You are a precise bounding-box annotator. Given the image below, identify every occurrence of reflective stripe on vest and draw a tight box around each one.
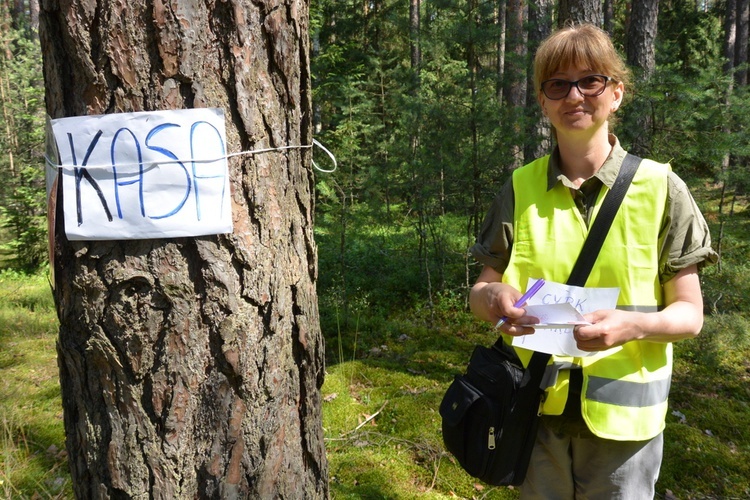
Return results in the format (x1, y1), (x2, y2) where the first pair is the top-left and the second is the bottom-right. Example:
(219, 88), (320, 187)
(587, 375), (671, 407)
(503, 154), (673, 441)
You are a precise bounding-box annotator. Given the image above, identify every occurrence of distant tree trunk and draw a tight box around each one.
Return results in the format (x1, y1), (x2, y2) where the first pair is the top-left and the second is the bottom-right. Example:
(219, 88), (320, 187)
(626, 0), (659, 156)
(495, 0), (506, 103)
(503, 0), (526, 109)
(736, 0), (749, 86)
(39, 1), (328, 498)
(626, 0), (658, 75)
(603, 0), (614, 33)
(29, 0), (39, 32)
(725, 0), (738, 77)
(468, 0), (482, 236)
(558, 0), (603, 27)
(504, 0), (526, 168)
(525, 0), (553, 162)
(410, 0), (421, 75)
(723, 0), (737, 185)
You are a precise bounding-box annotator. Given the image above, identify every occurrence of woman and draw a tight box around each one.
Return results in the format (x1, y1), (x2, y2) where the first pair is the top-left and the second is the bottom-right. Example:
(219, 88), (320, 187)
(469, 24), (717, 498)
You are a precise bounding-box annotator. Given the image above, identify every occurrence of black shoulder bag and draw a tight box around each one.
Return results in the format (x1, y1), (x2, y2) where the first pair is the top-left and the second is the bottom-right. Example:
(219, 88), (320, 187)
(439, 154), (641, 486)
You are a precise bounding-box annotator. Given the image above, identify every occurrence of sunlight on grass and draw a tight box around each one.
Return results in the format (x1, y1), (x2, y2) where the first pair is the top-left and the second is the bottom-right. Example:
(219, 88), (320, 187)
(0, 180), (748, 498)
(0, 271), (71, 499)
(322, 361), (519, 499)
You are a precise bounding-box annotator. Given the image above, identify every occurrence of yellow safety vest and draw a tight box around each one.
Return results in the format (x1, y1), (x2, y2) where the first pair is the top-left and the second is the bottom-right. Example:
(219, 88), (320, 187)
(503, 155), (672, 441)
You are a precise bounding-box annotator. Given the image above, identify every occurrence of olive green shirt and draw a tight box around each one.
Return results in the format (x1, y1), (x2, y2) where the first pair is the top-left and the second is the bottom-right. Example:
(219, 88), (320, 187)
(470, 137), (718, 283)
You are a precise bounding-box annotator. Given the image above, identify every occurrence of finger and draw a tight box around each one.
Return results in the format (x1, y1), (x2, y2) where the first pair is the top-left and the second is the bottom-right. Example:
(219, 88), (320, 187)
(504, 324), (536, 337)
(573, 324), (595, 341)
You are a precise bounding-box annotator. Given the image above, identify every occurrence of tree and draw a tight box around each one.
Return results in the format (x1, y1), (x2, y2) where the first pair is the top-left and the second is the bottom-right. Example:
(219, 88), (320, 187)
(558, 0), (603, 26)
(627, 0), (659, 76)
(39, 1), (328, 497)
(524, 0), (553, 161)
(625, 0), (659, 156)
(736, 0), (750, 85)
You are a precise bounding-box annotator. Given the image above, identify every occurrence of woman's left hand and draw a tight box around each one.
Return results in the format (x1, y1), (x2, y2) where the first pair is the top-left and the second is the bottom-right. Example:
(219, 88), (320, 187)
(573, 309), (643, 351)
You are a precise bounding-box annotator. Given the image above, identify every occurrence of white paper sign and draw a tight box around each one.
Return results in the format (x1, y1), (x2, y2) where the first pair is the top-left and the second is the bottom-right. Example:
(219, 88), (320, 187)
(512, 278), (620, 357)
(47, 108), (232, 240)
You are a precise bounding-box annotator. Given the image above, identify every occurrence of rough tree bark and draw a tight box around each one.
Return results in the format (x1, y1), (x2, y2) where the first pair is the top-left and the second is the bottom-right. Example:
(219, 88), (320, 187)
(626, 0), (659, 157)
(626, 0), (658, 76)
(39, 0), (328, 498)
(558, 0), (603, 27)
(524, 0), (553, 162)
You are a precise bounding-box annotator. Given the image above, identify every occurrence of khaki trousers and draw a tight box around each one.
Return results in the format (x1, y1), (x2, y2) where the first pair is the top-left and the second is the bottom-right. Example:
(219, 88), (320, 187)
(520, 414), (663, 500)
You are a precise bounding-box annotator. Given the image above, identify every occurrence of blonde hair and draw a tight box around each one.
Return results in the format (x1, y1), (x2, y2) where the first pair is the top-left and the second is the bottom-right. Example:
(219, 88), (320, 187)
(533, 23), (631, 96)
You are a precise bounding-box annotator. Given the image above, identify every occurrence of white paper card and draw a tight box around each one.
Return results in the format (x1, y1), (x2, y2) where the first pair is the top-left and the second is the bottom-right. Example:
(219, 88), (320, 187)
(511, 278), (620, 357)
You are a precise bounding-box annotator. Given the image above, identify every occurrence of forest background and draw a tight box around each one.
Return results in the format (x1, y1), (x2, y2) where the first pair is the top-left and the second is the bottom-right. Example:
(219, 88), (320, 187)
(1, 0), (750, 498)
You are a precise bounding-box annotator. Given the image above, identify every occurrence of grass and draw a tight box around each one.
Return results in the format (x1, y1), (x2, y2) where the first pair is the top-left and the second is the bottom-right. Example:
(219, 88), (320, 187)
(1, 184), (749, 498)
(0, 271), (71, 499)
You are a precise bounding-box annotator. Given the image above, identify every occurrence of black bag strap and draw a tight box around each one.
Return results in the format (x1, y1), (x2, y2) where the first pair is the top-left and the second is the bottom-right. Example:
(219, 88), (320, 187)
(566, 153), (642, 287)
(498, 153), (642, 380)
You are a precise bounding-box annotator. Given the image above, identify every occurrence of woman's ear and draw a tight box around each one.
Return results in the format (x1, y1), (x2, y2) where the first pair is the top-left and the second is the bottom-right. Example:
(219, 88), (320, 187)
(611, 81), (625, 112)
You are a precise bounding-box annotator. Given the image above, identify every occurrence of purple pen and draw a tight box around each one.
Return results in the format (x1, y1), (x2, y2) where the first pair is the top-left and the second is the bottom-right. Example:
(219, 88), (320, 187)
(495, 278), (546, 328)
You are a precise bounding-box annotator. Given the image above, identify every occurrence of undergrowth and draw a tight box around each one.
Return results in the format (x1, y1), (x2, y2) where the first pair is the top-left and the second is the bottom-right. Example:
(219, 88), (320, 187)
(1, 184), (748, 498)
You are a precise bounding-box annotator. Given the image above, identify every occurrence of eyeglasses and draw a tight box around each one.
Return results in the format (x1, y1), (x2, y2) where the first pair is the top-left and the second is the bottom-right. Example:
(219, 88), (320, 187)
(540, 75), (612, 100)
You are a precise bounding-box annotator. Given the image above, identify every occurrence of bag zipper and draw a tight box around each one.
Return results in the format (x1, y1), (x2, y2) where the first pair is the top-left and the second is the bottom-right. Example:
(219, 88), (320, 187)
(488, 426), (496, 449)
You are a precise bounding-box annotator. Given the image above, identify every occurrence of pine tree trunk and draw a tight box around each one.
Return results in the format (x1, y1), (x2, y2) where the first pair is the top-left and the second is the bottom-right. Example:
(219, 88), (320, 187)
(39, 0), (328, 498)
(736, 0), (749, 86)
(626, 0), (658, 75)
(524, 0), (553, 162)
(503, 0), (526, 169)
(558, 0), (603, 27)
(626, 0), (659, 156)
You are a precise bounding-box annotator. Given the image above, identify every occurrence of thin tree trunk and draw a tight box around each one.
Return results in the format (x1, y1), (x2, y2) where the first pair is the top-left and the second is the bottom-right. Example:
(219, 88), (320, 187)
(504, 0), (526, 168)
(39, 1), (327, 497)
(603, 0), (615, 33)
(736, 0), (749, 86)
(495, 0), (506, 103)
(725, 0), (737, 76)
(525, 0), (553, 162)
(410, 0), (421, 75)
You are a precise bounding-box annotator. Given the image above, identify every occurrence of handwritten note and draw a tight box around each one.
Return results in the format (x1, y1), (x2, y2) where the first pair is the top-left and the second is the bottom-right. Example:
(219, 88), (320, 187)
(521, 303), (590, 329)
(46, 108), (232, 241)
(511, 278), (619, 357)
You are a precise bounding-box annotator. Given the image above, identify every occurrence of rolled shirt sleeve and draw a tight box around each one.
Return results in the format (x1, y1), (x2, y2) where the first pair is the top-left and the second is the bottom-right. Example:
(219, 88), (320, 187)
(469, 179), (515, 274)
(659, 171), (718, 282)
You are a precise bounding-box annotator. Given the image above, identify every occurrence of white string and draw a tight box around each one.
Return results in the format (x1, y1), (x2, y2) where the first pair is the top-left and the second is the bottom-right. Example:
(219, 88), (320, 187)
(45, 140), (337, 174)
(311, 139), (337, 173)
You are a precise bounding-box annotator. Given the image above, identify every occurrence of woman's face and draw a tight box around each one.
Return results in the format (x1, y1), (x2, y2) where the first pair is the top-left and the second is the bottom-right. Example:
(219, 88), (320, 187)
(538, 66), (624, 142)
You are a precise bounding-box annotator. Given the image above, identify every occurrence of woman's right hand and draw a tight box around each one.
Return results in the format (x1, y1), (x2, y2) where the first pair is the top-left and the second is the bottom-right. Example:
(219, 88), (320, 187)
(469, 266), (538, 336)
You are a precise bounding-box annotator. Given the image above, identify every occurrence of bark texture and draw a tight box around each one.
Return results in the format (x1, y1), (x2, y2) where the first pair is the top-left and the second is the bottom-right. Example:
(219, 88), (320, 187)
(39, 0), (328, 498)
(626, 0), (659, 76)
(558, 0), (603, 27)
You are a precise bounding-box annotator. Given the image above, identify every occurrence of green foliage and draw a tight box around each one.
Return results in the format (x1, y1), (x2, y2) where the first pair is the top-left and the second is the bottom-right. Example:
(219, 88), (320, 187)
(0, 165), (48, 272)
(658, 0), (724, 76)
(619, 68), (741, 177)
(315, 203), (475, 363)
(0, 26), (47, 273)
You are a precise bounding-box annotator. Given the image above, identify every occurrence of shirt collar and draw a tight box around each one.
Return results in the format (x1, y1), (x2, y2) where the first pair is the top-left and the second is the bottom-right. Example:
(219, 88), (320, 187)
(546, 135), (626, 191)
